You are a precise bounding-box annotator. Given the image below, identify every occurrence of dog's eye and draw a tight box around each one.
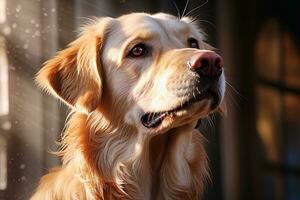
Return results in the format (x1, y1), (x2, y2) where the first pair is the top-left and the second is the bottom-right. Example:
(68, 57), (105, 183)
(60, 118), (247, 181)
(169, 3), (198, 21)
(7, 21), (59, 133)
(128, 43), (149, 58)
(188, 38), (199, 49)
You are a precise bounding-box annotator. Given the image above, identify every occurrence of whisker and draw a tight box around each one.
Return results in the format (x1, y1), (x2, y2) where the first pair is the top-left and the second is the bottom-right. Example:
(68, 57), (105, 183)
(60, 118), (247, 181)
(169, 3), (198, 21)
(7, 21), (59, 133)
(184, 0), (209, 18)
(192, 90), (197, 101)
(211, 113), (216, 123)
(191, 18), (216, 29)
(208, 115), (216, 129)
(198, 19), (216, 29)
(227, 89), (241, 110)
(196, 87), (201, 95)
(225, 81), (246, 101)
(207, 116), (213, 129)
(182, 0), (191, 19)
(172, 1), (181, 20)
(201, 116), (214, 130)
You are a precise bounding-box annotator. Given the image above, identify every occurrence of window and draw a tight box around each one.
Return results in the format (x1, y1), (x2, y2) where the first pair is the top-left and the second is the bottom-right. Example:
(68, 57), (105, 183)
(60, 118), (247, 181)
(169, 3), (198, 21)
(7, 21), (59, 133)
(0, 37), (9, 116)
(0, 0), (8, 191)
(255, 19), (300, 200)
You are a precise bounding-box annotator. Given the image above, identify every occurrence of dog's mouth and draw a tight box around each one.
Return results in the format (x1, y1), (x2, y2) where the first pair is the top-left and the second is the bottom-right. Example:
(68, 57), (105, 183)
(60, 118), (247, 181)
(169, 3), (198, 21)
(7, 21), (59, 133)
(141, 88), (220, 128)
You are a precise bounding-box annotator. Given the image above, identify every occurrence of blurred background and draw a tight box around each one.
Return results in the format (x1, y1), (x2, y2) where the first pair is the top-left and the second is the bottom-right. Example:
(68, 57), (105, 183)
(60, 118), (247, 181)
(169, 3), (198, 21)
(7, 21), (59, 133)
(0, 0), (299, 199)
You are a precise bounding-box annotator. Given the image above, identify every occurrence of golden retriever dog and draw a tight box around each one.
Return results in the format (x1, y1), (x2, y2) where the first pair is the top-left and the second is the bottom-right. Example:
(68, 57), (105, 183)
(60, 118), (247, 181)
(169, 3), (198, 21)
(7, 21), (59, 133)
(31, 12), (225, 200)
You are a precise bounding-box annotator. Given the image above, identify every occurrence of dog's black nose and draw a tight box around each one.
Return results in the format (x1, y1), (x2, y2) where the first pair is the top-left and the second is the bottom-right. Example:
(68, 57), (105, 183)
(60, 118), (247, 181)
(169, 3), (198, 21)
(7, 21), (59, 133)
(188, 51), (223, 79)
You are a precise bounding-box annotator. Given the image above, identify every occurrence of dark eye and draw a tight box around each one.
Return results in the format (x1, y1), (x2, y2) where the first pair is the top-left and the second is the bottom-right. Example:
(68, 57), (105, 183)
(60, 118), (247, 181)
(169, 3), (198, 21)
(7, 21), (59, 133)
(188, 38), (199, 49)
(128, 43), (149, 58)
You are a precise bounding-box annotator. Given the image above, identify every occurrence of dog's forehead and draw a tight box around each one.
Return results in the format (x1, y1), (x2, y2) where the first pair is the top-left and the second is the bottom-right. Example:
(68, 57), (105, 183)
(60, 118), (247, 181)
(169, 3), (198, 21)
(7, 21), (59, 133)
(101, 13), (205, 65)
(152, 13), (191, 34)
(114, 13), (192, 39)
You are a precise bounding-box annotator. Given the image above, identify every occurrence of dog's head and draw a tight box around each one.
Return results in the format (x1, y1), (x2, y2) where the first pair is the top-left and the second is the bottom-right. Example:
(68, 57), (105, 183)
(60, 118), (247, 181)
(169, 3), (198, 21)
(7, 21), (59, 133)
(36, 13), (225, 134)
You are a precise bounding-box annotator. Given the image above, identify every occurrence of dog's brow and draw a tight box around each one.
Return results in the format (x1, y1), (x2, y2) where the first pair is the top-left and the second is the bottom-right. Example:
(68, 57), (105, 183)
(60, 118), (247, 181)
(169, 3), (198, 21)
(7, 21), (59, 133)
(123, 31), (159, 50)
(128, 30), (159, 41)
(114, 31), (158, 63)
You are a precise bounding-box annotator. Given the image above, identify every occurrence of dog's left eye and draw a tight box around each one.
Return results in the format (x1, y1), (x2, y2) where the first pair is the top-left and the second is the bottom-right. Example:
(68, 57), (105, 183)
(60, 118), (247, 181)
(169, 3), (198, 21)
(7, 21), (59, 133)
(188, 38), (199, 49)
(128, 43), (149, 58)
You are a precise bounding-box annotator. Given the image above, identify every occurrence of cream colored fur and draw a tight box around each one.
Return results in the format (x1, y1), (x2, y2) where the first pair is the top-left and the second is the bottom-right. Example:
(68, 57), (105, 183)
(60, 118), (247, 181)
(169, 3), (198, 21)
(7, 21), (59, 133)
(31, 13), (225, 200)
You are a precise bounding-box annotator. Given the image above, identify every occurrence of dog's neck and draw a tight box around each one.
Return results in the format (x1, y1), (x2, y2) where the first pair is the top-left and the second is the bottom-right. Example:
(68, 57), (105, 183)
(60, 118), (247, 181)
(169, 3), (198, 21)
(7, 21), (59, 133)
(62, 112), (208, 200)
(149, 132), (170, 186)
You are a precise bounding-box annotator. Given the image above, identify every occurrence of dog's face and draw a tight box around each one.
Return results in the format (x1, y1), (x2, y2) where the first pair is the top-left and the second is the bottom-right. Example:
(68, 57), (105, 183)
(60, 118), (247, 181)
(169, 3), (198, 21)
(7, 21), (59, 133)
(36, 13), (225, 134)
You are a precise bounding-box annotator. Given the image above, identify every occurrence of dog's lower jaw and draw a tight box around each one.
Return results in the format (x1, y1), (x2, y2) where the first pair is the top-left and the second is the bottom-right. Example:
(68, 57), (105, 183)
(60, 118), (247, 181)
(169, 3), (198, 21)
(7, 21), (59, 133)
(31, 113), (209, 200)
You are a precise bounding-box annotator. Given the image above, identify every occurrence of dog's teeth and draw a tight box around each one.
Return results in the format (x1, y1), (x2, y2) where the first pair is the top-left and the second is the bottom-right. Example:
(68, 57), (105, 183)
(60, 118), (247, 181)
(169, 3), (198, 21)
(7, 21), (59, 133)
(141, 111), (168, 128)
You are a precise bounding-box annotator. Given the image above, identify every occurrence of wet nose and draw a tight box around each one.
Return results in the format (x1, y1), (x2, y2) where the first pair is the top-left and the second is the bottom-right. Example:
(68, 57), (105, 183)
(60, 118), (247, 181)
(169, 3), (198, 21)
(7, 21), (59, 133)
(187, 51), (224, 79)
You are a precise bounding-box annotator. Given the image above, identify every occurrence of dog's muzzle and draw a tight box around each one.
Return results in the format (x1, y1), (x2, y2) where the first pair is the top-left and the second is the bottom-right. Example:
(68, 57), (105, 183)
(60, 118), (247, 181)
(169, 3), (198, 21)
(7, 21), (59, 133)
(141, 51), (224, 129)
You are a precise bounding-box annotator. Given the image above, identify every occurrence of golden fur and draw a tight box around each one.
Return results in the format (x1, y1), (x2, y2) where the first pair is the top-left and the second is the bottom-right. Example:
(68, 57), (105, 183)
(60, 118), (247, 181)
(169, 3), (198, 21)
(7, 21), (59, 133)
(31, 13), (225, 200)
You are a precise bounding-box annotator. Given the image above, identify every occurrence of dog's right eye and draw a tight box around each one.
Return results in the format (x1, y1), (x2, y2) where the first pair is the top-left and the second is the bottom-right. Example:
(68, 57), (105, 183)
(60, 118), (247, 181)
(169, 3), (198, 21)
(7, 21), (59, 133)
(128, 43), (149, 58)
(188, 38), (199, 49)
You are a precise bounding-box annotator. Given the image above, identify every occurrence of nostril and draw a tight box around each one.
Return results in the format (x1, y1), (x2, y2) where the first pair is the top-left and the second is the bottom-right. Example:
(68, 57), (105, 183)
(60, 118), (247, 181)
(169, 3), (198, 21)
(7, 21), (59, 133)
(198, 59), (210, 77)
(188, 51), (224, 79)
(201, 58), (209, 69)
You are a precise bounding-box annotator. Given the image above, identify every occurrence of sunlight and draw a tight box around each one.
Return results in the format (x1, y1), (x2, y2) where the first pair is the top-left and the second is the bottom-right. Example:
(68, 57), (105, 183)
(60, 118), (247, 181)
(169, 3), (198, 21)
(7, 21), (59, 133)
(0, 37), (9, 116)
(0, 0), (6, 24)
(0, 135), (7, 190)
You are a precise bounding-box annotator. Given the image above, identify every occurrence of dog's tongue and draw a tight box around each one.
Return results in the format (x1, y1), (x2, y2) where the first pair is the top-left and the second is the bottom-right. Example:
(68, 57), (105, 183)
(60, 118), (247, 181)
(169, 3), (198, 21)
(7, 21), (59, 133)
(141, 112), (167, 128)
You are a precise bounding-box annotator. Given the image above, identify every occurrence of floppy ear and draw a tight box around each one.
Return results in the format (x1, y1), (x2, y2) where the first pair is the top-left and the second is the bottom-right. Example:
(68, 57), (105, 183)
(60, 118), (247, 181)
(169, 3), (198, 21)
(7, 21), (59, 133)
(36, 18), (111, 113)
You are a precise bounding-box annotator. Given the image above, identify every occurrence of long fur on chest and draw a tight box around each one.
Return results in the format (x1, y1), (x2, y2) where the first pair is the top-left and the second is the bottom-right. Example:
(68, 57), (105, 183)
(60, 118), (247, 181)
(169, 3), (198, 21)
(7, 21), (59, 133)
(31, 112), (209, 200)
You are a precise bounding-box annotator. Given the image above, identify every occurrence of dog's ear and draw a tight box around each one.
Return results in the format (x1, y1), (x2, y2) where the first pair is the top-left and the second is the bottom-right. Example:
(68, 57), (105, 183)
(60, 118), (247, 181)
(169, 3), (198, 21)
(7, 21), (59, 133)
(36, 18), (111, 113)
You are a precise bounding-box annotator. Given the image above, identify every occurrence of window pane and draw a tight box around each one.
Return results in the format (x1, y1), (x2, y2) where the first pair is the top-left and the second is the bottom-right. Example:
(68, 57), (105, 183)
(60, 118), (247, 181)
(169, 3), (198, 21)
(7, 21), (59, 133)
(283, 32), (300, 88)
(286, 175), (300, 200)
(261, 172), (284, 200)
(256, 86), (282, 163)
(255, 19), (280, 81)
(283, 93), (300, 166)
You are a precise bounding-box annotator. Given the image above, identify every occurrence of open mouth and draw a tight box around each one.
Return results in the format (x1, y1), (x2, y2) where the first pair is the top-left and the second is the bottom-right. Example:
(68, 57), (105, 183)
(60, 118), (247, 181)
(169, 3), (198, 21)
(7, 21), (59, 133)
(141, 88), (220, 128)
